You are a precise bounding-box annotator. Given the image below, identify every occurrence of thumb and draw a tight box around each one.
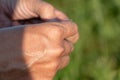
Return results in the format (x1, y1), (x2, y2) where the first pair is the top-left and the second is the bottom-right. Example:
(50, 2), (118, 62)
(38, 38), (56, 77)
(33, 1), (56, 20)
(33, 1), (69, 21)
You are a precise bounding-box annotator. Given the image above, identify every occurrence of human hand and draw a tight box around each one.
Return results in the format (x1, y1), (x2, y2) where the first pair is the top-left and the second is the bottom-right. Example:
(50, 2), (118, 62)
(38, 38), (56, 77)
(0, 21), (79, 80)
(22, 21), (79, 80)
(0, 0), (79, 80)
(0, 0), (68, 27)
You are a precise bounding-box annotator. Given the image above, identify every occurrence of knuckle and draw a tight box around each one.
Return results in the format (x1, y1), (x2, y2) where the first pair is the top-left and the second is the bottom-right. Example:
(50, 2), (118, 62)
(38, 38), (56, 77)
(67, 33), (80, 43)
(48, 25), (64, 38)
(56, 46), (65, 56)
(61, 21), (79, 34)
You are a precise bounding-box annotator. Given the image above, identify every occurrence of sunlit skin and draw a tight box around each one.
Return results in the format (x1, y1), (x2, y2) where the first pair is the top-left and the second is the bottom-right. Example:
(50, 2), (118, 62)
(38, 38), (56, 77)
(0, 0), (79, 80)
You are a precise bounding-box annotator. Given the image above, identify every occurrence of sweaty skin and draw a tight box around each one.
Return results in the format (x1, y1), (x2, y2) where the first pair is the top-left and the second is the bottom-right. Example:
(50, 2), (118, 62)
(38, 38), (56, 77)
(0, 0), (79, 80)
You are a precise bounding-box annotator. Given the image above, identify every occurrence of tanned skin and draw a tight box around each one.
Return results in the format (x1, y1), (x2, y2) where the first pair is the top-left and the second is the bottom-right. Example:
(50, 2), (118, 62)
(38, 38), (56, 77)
(0, 0), (79, 80)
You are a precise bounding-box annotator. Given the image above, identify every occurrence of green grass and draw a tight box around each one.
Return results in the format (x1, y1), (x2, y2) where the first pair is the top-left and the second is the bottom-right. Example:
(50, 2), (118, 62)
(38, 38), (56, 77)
(46, 0), (120, 80)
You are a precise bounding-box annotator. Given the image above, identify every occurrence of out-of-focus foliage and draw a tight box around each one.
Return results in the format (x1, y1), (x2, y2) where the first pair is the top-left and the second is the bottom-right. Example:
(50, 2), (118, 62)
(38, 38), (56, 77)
(46, 0), (120, 80)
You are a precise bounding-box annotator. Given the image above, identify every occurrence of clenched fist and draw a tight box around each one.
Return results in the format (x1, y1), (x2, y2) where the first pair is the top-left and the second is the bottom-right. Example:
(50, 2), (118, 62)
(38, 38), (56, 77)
(0, 0), (79, 80)
(22, 21), (79, 80)
(0, 21), (79, 80)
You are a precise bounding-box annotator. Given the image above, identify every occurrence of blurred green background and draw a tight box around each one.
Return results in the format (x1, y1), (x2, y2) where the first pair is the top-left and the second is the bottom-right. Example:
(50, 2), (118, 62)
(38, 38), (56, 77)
(46, 0), (120, 80)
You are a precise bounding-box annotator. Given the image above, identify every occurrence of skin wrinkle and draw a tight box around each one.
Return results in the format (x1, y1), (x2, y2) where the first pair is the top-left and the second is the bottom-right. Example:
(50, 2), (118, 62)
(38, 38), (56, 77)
(24, 50), (47, 70)
(11, 0), (35, 20)
(18, 0), (37, 19)
(0, 0), (79, 79)
(18, 0), (28, 19)
(12, 2), (24, 20)
(23, 1), (38, 18)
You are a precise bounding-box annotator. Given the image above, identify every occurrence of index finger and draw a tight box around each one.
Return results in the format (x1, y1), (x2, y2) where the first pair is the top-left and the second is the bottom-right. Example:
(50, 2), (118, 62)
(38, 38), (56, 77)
(50, 21), (79, 43)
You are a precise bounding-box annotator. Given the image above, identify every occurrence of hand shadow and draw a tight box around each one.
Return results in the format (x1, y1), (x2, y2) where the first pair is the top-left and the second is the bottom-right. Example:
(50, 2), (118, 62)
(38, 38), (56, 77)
(0, 0), (44, 80)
